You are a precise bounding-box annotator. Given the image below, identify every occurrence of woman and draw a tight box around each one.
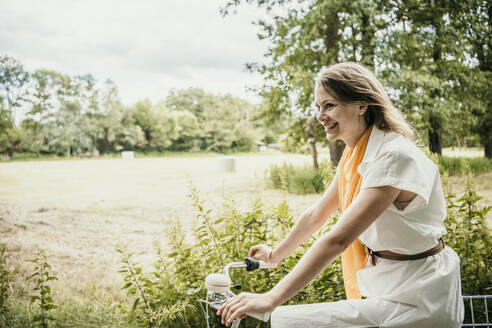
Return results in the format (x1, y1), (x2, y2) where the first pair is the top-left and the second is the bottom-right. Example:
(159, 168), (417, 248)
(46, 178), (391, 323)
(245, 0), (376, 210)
(217, 62), (464, 327)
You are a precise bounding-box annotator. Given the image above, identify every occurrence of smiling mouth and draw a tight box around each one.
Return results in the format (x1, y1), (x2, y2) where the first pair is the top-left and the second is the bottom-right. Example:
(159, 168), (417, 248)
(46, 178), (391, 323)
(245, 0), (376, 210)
(324, 122), (338, 131)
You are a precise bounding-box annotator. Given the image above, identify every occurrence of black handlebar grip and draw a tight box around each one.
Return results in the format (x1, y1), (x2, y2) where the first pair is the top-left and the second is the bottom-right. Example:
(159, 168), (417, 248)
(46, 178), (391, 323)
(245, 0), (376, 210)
(244, 257), (260, 271)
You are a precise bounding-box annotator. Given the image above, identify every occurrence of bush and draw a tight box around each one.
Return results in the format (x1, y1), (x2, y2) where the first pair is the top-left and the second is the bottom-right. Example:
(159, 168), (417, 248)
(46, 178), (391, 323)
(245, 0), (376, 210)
(2, 181), (491, 327)
(444, 178), (492, 296)
(444, 177), (492, 323)
(0, 244), (12, 328)
(438, 156), (492, 176)
(466, 157), (492, 175)
(115, 186), (344, 327)
(267, 160), (336, 194)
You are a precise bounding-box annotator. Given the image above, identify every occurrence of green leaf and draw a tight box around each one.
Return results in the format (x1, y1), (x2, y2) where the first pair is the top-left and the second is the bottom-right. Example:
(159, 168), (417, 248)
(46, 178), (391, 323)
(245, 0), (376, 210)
(121, 282), (132, 290)
(131, 297), (140, 312)
(44, 304), (57, 310)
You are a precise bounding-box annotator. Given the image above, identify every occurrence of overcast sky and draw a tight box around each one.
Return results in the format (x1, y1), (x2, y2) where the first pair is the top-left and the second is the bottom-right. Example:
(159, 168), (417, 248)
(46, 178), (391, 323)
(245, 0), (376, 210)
(0, 0), (269, 105)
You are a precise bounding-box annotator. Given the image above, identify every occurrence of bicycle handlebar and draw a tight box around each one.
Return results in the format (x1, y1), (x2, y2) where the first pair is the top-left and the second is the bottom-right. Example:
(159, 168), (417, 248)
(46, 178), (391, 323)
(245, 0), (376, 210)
(223, 257), (277, 277)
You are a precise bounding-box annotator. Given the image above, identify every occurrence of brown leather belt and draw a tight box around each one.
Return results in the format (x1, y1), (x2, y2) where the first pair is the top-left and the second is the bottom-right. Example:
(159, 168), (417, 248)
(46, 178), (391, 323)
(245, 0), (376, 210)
(367, 238), (445, 266)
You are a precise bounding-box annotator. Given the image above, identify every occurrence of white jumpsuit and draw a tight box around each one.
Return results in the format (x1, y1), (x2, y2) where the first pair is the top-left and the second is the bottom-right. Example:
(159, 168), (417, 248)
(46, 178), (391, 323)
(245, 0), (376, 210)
(271, 127), (464, 327)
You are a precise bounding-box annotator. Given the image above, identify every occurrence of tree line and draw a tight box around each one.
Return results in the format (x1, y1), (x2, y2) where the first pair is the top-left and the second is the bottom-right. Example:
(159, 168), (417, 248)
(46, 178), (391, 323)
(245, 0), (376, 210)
(222, 0), (492, 163)
(1, 0), (490, 162)
(0, 55), (276, 158)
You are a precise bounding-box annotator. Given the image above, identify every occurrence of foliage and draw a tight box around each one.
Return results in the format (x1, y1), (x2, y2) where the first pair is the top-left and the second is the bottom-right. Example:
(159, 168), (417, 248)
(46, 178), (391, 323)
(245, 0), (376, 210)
(444, 178), (492, 296)
(0, 57), (262, 157)
(1, 178), (492, 326)
(115, 185), (345, 327)
(27, 250), (58, 328)
(117, 245), (158, 327)
(0, 244), (13, 328)
(3, 291), (131, 328)
(437, 156), (492, 176)
(267, 159), (336, 194)
(0, 55), (29, 114)
(444, 178), (492, 323)
(221, 0), (492, 159)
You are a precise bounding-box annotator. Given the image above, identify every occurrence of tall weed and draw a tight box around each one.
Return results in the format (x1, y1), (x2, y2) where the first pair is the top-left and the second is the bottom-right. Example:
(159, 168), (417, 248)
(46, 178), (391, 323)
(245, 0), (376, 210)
(444, 177), (492, 323)
(28, 250), (58, 328)
(2, 179), (491, 327)
(116, 186), (344, 327)
(0, 244), (12, 328)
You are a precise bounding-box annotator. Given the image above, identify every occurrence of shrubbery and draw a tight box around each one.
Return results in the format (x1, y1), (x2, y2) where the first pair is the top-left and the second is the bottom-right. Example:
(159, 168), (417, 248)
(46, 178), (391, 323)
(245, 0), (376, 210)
(444, 178), (492, 323)
(114, 186), (344, 327)
(438, 156), (492, 176)
(267, 160), (336, 194)
(0, 181), (491, 327)
(265, 155), (492, 199)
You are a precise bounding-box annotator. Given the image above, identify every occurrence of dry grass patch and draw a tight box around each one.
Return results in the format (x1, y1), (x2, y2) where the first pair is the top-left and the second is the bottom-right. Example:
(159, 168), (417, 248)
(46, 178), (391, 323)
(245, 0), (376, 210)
(0, 154), (322, 299)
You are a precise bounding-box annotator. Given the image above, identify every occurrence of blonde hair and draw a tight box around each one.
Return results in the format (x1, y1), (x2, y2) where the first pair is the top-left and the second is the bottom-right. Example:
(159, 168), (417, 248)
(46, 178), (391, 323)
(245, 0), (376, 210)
(316, 62), (414, 140)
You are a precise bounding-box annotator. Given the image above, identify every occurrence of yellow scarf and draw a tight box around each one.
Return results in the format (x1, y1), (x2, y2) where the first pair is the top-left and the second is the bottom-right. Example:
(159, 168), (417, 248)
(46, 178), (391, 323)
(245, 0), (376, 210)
(338, 126), (372, 299)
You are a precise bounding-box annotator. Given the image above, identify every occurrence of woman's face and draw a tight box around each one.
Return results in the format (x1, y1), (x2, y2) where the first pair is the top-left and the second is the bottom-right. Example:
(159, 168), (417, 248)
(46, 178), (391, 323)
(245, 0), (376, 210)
(314, 85), (368, 148)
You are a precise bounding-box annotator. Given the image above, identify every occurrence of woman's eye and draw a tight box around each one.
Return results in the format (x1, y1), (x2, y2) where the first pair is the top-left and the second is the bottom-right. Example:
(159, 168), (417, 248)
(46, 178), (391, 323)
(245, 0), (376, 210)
(325, 103), (335, 109)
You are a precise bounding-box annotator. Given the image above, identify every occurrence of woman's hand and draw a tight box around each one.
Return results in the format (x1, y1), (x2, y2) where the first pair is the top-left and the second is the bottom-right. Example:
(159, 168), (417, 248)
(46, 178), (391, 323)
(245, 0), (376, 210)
(217, 292), (277, 326)
(249, 244), (272, 262)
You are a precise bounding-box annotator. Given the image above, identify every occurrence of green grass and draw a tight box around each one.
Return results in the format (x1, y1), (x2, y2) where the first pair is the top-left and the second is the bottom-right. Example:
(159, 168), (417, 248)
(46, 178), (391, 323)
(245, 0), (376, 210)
(438, 156), (492, 176)
(267, 160), (336, 194)
(3, 292), (131, 328)
(1, 150), (262, 163)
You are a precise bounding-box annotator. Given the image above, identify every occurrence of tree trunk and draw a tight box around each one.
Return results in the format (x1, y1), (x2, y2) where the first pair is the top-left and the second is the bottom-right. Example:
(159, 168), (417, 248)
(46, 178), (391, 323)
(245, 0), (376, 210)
(485, 138), (492, 159)
(306, 117), (319, 169)
(428, 112), (442, 157)
(360, 10), (376, 68)
(481, 104), (492, 159)
(427, 15), (443, 156)
(323, 13), (340, 64)
(428, 115), (442, 155)
(328, 140), (345, 166)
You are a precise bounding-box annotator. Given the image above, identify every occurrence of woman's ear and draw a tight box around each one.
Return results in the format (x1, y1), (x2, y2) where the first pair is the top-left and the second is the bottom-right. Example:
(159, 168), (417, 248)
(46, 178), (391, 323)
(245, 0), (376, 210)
(359, 105), (368, 115)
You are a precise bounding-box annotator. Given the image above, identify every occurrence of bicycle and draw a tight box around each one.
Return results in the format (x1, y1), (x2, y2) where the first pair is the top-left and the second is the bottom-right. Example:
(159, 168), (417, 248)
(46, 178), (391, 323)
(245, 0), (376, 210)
(199, 257), (277, 328)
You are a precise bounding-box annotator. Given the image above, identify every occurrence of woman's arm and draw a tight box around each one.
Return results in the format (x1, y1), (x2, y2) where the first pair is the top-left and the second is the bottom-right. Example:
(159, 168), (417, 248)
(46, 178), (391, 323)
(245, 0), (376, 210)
(218, 185), (401, 326)
(270, 173), (340, 263)
(268, 185), (400, 306)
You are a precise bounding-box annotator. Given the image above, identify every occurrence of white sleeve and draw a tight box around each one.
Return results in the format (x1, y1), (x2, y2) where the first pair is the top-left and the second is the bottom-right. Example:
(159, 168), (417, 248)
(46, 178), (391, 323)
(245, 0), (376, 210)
(361, 150), (435, 211)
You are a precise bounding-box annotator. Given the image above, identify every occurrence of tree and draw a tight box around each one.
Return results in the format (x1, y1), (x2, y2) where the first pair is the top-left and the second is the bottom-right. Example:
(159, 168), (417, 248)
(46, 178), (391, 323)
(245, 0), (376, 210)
(165, 88), (214, 120)
(456, 0), (492, 157)
(377, 0), (489, 155)
(0, 55), (30, 157)
(130, 100), (179, 151)
(166, 88), (258, 152)
(0, 110), (22, 158)
(222, 0), (383, 166)
(169, 110), (200, 151)
(0, 55), (30, 123)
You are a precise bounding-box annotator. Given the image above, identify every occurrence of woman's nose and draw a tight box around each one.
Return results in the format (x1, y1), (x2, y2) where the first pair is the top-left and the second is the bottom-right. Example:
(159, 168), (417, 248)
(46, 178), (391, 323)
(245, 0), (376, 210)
(317, 111), (328, 122)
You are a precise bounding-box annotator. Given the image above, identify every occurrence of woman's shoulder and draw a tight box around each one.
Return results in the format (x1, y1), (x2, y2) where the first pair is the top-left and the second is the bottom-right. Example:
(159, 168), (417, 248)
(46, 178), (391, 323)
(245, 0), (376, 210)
(375, 131), (438, 172)
(380, 131), (426, 157)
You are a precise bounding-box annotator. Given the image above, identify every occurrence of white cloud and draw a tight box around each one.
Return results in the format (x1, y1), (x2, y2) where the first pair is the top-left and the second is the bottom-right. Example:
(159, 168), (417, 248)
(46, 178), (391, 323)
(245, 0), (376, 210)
(0, 0), (268, 105)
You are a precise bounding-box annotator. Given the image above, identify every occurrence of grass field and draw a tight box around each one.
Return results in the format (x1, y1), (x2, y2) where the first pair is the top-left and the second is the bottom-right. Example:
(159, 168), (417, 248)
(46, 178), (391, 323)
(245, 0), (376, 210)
(442, 147), (485, 158)
(0, 153), (325, 299)
(0, 151), (490, 301)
